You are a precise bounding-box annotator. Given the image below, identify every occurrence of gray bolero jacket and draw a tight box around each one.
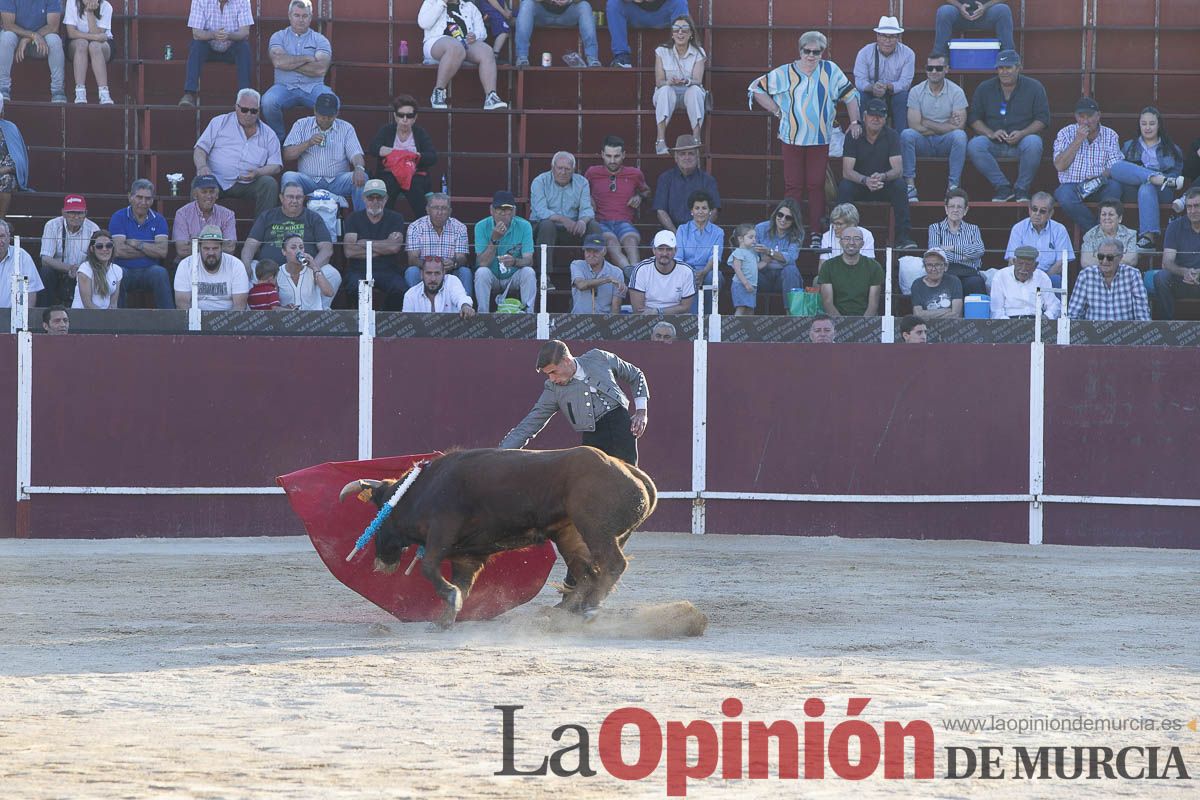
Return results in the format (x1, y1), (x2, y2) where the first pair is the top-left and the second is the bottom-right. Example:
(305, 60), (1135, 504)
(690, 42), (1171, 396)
(500, 349), (649, 449)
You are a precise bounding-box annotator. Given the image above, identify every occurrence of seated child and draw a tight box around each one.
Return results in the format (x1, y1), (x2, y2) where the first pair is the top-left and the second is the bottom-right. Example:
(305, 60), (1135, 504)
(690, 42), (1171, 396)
(248, 259), (282, 310)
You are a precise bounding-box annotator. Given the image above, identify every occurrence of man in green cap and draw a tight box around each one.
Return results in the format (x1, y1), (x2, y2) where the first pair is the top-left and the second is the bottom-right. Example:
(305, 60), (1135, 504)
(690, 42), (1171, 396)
(174, 224), (250, 310)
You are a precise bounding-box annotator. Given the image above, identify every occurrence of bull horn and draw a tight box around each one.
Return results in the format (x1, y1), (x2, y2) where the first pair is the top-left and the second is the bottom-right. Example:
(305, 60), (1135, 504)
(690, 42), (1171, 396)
(339, 479), (384, 503)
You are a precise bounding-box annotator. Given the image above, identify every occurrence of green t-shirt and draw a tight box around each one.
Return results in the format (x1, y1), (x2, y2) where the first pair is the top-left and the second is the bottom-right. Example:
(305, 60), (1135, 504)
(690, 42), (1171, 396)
(474, 215), (534, 279)
(816, 255), (884, 316)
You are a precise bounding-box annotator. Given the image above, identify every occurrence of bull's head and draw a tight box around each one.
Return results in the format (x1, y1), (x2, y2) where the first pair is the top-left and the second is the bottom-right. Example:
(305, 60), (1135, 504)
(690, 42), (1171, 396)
(339, 478), (410, 572)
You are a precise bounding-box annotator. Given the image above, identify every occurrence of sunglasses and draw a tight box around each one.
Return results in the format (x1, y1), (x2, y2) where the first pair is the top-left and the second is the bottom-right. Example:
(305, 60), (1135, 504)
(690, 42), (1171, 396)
(671, 25), (691, 32)
(775, 211), (793, 220)
(801, 48), (824, 56)
(1030, 206), (1051, 214)
(93, 242), (113, 249)
(394, 111), (416, 119)
(608, 175), (617, 192)
(926, 65), (946, 72)
(1096, 253), (1118, 261)
(237, 105), (259, 114)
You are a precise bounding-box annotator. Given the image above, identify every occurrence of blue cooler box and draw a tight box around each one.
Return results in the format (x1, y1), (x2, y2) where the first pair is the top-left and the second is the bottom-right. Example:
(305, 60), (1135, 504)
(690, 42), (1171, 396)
(964, 294), (990, 319)
(949, 39), (1000, 70)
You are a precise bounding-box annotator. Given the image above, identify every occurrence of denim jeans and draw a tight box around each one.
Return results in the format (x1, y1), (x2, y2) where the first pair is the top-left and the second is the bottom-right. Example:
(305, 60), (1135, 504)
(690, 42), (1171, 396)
(1108, 160), (1174, 235)
(900, 128), (968, 186)
(966, 134), (1043, 194)
(404, 264), (475, 302)
(932, 3), (1015, 55)
(261, 83), (329, 140)
(0, 30), (64, 93)
(1152, 269), (1200, 319)
(119, 265), (175, 309)
(184, 39), (253, 93)
(517, 1), (599, 63)
(836, 180), (912, 239)
(281, 170), (366, 213)
(606, 0), (689, 58)
(1053, 178), (1122, 231)
(344, 264), (408, 310)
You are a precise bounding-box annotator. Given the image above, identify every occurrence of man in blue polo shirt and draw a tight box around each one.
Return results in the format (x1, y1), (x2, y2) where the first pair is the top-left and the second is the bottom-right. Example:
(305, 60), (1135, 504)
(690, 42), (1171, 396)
(261, 0), (331, 140)
(653, 134), (721, 231)
(109, 178), (173, 308)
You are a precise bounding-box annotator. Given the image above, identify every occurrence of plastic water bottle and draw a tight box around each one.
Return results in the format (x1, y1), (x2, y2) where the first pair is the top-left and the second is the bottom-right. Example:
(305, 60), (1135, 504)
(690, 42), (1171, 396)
(398, 40), (409, 64)
(164, 44), (173, 61)
(441, 175), (448, 195)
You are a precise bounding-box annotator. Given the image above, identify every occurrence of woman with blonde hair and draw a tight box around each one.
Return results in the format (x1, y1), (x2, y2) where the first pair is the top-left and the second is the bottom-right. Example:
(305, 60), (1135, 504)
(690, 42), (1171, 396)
(71, 229), (122, 309)
(818, 203), (876, 264)
(652, 14), (706, 155)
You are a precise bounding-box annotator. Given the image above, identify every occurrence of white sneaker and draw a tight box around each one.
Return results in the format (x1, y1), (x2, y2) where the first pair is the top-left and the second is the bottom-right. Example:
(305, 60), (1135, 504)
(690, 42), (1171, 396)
(74, 85), (87, 104)
(430, 87), (447, 110)
(98, 86), (113, 105)
(1172, 197), (1186, 215)
(1172, 175), (1186, 191)
(483, 92), (508, 110)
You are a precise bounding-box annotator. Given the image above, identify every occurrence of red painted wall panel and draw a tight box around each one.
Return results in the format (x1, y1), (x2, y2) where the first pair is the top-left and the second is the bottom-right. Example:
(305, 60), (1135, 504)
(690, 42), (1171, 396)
(29, 335), (359, 488)
(1044, 346), (1200, 501)
(705, 343), (1030, 495)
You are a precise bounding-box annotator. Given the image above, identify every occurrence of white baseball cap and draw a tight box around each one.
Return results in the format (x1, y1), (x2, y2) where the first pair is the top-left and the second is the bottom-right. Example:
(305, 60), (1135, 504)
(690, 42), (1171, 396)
(652, 230), (677, 248)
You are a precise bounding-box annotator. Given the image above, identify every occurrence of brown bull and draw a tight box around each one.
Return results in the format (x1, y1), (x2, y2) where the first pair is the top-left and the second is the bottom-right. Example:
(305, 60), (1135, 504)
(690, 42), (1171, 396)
(339, 447), (657, 627)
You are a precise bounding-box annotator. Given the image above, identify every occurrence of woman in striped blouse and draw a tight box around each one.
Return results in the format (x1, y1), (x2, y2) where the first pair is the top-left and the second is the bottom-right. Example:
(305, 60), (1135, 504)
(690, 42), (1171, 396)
(926, 187), (986, 295)
(750, 31), (861, 249)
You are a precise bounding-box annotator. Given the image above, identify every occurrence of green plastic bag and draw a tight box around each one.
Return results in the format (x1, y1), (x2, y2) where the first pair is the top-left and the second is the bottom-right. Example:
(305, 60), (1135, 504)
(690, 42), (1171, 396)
(786, 289), (823, 317)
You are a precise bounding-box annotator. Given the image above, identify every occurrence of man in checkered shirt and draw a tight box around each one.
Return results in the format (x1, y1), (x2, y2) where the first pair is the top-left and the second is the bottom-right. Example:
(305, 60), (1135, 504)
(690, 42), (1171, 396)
(180, 0), (254, 107)
(1052, 96), (1123, 232)
(1066, 237), (1150, 321)
(403, 192), (473, 300)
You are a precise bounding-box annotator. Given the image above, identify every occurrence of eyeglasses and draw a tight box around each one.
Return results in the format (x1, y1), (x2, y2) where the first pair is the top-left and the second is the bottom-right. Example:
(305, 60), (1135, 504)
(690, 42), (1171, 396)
(237, 105), (259, 114)
(1096, 253), (1119, 261)
(394, 111), (416, 119)
(801, 48), (824, 56)
(926, 65), (946, 72)
(93, 242), (113, 249)
(1030, 206), (1051, 214)
(775, 211), (793, 220)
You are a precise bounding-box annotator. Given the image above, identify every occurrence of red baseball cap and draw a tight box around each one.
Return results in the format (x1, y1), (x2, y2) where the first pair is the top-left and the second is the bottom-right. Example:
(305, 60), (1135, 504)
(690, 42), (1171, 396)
(62, 194), (87, 213)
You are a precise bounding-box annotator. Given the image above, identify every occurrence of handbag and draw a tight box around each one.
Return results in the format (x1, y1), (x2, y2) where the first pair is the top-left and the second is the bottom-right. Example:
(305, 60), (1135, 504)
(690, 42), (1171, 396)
(786, 288), (823, 316)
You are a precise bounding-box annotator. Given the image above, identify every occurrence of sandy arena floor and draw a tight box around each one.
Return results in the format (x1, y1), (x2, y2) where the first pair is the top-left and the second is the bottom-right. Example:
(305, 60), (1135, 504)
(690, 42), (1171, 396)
(1, 532), (1197, 799)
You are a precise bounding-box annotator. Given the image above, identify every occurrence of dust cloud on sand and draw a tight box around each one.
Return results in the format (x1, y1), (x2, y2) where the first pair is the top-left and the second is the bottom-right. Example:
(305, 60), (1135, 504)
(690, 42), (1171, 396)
(1, 532), (1197, 798)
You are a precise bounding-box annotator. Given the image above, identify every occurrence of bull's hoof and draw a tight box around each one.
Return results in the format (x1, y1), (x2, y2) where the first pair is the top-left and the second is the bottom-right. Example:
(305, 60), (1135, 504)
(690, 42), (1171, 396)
(435, 587), (463, 629)
(581, 606), (601, 622)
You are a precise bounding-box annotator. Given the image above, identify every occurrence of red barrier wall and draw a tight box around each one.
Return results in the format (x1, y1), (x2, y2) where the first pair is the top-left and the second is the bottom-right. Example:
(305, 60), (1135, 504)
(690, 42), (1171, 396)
(7, 336), (1199, 547)
(1043, 346), (1200, 549)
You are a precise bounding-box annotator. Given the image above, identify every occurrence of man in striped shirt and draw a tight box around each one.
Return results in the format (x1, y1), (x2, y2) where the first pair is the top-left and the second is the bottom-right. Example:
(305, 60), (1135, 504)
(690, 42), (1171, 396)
(1066, 237), (1149, 321)
(281, 92), (367, 212)
(180, 0), (254, 107)
(926, 188), (986, 295)
(1052, 97), (1123, 232)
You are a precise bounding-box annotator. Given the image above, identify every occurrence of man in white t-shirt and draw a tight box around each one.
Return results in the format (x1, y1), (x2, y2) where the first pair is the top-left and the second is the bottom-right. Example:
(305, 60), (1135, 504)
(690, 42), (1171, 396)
(401, 257), (474, 318)
(628, 230), (694, 315)
(173, 224), (249, 310)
